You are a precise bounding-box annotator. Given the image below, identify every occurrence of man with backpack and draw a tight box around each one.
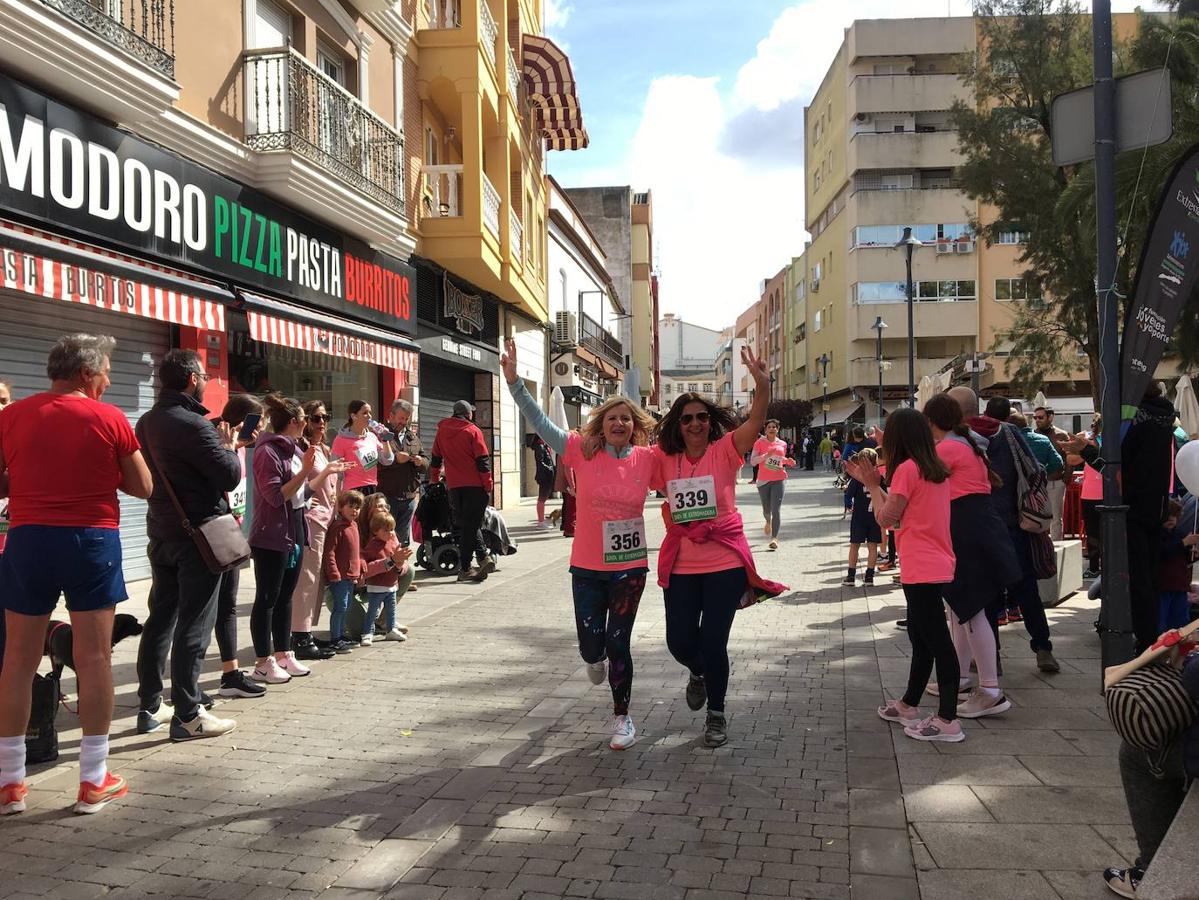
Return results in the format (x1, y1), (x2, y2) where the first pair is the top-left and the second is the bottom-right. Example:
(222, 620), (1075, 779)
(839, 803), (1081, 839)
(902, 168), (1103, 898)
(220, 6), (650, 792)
(954, 390), (1061, 673)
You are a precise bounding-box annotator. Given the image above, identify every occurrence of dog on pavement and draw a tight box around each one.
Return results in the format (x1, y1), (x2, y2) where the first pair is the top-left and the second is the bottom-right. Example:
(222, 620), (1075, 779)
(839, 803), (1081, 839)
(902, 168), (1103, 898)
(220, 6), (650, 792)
(44, 613), (143, 679)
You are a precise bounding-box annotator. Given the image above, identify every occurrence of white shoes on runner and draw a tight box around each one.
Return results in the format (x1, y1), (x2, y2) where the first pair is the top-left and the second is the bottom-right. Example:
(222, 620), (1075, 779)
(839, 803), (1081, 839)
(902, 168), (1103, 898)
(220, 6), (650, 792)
(609, 715), (637, 750)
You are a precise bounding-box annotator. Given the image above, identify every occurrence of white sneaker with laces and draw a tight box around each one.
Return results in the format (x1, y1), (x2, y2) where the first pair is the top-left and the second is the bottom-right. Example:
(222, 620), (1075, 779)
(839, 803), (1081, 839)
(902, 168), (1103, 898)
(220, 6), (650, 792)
(586, 660), (606, 685)
(251, 657), (291, 684)
(360, 633), (373, 646)
(609, 715), (637, 751)
(385, 628), (408, 642)
(278, 653), (310, 677)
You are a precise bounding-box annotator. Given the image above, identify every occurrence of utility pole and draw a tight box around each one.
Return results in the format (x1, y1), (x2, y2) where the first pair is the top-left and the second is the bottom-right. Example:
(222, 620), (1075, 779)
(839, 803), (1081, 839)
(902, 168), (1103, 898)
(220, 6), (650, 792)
(1092, 0), (1135, 675)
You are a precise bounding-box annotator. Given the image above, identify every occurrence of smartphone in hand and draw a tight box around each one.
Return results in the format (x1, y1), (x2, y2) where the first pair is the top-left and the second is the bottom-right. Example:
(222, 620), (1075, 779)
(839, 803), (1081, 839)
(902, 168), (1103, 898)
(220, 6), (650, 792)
(237, 413), (262, 443)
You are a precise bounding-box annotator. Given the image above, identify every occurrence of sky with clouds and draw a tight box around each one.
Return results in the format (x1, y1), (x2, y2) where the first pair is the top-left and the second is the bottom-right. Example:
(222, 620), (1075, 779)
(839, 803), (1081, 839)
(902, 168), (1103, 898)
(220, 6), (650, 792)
(543, 0), (1162, 331)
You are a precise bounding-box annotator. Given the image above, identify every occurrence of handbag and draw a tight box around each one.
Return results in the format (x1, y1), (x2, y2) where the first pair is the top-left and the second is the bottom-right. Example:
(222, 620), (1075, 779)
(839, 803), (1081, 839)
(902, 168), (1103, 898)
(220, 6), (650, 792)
(26, 672), (60, 764)
(147, 441), (251, 574)
(1030, 531), (1058, 579)
(1105, 662), (1198, 775)
(1002, 426), (1053, 533)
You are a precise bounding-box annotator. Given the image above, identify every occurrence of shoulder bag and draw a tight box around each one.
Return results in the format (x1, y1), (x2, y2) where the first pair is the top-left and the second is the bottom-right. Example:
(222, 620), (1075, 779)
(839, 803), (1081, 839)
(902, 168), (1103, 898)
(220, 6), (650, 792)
(1002, 426), (1052, 533)
(147, 440), (251, 574)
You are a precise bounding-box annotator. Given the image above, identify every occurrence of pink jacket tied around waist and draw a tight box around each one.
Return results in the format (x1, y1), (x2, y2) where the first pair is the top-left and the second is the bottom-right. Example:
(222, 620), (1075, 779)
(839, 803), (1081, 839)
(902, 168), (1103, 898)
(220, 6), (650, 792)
(658, 512), (788, 609)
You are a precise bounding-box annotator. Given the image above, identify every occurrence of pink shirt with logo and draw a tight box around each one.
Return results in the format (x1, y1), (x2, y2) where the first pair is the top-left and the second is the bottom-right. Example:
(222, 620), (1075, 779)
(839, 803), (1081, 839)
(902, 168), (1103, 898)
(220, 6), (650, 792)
(654, 432), (744, 575)
(562, 434), (657, 573)
(936, 436), (991, 500)
(752, 437), (790, 483)
(889, 458), (955, 585)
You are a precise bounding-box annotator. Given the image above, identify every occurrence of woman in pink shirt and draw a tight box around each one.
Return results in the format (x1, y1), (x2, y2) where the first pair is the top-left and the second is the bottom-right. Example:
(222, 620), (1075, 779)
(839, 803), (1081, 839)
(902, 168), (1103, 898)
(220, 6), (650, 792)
(1076, 415), (1103, 578)
(848, 407), (963, 743)
(501, 340), (658, 752)
(750, 419), (795, 550)
(331, 400), (394, 495)
(653, 346), (785, 749)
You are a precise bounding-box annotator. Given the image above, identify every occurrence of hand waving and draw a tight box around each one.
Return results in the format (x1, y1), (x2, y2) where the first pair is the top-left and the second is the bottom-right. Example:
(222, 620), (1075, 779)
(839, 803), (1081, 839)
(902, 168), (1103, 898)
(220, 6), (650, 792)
(500, 338), (518, 385)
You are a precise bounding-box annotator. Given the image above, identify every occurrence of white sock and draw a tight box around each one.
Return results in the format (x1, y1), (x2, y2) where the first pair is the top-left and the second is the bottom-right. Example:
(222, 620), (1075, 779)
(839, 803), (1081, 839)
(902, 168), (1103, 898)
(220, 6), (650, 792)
(78, 735), (109, 786)
(0, 735), (27, 786)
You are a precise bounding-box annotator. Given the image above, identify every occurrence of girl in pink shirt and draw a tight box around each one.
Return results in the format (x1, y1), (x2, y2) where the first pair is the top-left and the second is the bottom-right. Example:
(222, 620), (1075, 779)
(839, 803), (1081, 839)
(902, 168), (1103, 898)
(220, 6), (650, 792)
(501, 340), (657, 752)
(750, 419), (796, 549)
(653, 345), (782, 749)
(848, 407), (963, 743)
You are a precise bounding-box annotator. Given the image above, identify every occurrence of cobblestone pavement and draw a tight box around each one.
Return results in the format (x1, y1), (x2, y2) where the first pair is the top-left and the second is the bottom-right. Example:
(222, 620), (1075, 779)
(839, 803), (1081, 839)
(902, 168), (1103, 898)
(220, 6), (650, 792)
(2, 471), (1130, 899)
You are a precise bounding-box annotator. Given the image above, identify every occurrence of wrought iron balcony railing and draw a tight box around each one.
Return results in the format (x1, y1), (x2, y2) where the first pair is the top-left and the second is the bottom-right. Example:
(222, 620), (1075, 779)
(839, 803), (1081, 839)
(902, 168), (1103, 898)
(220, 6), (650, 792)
(580, 313), (623, 369)
(244, 47), (405, 214)
(43, 0), (175, 78)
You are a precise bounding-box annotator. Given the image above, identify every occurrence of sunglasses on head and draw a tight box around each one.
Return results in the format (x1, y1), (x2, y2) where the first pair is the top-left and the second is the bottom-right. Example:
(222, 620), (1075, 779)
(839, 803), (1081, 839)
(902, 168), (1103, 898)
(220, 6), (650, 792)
(680, 412), (710, 425)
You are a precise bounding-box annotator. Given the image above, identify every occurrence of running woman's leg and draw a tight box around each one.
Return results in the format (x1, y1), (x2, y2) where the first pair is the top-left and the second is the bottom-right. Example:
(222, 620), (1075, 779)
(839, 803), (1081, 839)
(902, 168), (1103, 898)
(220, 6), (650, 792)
(769, 482), (785, 539)
(696, 568), (747, 712)
(603, 574), (646, 715)
(664, 573), (704, 676)
(572, 574), (609, 666)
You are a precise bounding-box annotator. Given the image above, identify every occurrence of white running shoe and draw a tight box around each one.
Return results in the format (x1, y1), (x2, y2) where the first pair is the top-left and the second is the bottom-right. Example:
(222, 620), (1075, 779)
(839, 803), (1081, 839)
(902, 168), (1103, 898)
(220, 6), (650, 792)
(586, 660), (606, 685)
(250, 657), (291, 684)
(360, 633), (374, 646)
(957, 688), (1012, 719)
(385, 628), (408, 642)
(278, 653), (310, 677)
(609, 715), (637, 751)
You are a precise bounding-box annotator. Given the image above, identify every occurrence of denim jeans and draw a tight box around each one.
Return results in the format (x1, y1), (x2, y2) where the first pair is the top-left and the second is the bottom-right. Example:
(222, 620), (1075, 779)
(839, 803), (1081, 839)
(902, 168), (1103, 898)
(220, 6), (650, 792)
(364, 589), (397, 634)
(386, 495), (417, 545)
(328, 579), (355, 642)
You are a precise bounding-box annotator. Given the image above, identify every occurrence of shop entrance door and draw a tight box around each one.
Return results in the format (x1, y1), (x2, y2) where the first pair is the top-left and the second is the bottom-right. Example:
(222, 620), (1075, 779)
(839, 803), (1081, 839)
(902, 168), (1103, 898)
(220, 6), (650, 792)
(418, 357), (476, 453)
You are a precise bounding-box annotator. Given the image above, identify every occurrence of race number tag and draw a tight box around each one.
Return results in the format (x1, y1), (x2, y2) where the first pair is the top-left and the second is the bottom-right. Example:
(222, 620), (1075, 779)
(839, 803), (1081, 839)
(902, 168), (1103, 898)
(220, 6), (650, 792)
(356, 444), (379, 471)
(603, 517), (647, 564)
(667, 475), (718, 523)
(764, 455), (784, 471)
(230, 478), (248, 519)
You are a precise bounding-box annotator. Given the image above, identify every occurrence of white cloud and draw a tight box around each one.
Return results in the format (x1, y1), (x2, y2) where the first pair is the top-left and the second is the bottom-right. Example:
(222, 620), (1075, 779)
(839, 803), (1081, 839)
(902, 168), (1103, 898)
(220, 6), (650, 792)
(543, 0), (572, 32)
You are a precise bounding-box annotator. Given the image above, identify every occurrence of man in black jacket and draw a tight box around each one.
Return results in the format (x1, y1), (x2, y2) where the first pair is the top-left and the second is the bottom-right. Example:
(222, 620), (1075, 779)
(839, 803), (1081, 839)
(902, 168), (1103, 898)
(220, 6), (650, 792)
(135, 350), (243, 741)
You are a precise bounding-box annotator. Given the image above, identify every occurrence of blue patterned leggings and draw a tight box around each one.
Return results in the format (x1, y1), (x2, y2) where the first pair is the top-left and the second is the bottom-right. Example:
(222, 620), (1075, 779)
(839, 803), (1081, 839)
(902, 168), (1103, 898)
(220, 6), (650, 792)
(572, 571), (646, 716)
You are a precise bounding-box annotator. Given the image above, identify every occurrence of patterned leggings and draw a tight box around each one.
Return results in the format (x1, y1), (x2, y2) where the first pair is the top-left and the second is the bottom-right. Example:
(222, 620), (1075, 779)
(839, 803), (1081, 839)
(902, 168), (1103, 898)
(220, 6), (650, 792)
(572, 571), (646, 716)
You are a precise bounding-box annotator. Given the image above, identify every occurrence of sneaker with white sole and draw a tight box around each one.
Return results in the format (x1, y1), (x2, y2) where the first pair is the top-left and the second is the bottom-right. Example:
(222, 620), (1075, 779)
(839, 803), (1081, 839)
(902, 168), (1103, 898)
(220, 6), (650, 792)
(385, 628), (408, 642)
(74, 772), (128, 815)
(219, 670), (266, 698)
(396, 624), (410, 634)
(609, 715), (637, 751)
(0, 782), (28, 815)
(170, 707), (236, 742)
(1103, 865), (1144, 898)
(250, 657), (291, 684)
(903, 715), (965, 743)
(927, 679), (972, 698)
(586, 660), (606, 685)
(360, 633), (374, 647)
(278, 653), (310, 677)
(957, 688), (1011, 719)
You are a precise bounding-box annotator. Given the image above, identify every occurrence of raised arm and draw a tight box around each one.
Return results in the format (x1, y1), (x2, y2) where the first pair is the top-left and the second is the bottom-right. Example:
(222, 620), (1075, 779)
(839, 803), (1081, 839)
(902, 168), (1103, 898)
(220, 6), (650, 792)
(501, 337), (568, 455)
(733, 345), (772, 455)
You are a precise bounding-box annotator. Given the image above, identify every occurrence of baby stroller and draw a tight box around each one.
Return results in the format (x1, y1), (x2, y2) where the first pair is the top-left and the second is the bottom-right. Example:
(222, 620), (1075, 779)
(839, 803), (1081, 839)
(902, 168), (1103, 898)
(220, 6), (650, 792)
(414, 482), (518, 576)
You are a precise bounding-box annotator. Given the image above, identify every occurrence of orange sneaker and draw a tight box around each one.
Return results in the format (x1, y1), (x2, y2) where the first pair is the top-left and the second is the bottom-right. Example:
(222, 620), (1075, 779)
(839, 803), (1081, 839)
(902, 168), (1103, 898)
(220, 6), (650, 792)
(1, 782), (28, 815)
(74, 772), (128, 815)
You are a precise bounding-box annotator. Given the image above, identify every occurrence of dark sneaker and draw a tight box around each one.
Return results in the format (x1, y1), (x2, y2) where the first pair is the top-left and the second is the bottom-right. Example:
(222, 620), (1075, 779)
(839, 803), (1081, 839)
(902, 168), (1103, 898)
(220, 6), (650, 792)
(219, 670), (266, 699)
(841, 575), (855, 586)
(1103, 865), (1144, 898)
(294, 641), (335, 661)
(863, 574), (875, 586)
(331, 639), (356, 654)
(1036, 649), (1061, 673)
(895, 619), (908, 629)
(1083, 568), (1100, 580)
(703, 712), (728, 748)
(136, 707), (162, 734)
(685, 674), (707, 711)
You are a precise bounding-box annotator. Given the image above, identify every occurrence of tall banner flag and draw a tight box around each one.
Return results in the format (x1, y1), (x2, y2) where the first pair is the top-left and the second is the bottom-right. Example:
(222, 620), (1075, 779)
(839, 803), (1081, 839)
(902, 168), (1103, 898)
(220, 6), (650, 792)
(1121, 144), (1199, 419)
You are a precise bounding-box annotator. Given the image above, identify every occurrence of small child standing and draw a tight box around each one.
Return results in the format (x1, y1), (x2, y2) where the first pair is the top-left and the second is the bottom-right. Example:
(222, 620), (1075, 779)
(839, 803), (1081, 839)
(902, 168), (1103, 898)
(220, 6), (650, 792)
(843, 448), (882, 586)
(1158, 496), (1198, 633)
(361, 512), (415, 645)
(323, 490), (365, 654)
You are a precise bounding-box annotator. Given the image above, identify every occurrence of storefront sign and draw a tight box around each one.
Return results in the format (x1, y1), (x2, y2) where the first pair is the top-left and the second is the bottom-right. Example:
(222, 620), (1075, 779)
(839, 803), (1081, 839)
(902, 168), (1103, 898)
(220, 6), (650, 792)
(0, 73), (415, 334)
(443, 275), (484, 335)
(250, 309), (416, 371)
(1122, 144), (1199, 418)
(441, 336), (482, 362)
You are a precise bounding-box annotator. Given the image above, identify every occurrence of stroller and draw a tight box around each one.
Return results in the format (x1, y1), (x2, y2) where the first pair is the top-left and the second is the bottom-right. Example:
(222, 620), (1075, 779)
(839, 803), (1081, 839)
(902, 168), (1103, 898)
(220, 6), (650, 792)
(414, 482), (517, 576)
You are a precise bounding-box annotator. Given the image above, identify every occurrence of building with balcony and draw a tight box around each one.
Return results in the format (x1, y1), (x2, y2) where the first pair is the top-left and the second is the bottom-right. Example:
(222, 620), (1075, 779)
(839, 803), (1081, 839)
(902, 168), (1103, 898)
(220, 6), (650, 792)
(783, 251), (810, 401)
(562, 187), (658, 409)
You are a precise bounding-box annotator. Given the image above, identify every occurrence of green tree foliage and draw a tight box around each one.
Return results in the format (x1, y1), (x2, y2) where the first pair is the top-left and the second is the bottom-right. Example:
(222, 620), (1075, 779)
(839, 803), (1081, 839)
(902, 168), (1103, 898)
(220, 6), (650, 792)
(766, 398), (814, 430)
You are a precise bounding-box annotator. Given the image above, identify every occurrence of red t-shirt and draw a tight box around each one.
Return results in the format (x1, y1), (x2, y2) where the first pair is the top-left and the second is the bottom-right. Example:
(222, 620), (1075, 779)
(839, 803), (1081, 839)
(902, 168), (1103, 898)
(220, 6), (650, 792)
(889, 458), (954, 585)
(0, 392), (139, 529)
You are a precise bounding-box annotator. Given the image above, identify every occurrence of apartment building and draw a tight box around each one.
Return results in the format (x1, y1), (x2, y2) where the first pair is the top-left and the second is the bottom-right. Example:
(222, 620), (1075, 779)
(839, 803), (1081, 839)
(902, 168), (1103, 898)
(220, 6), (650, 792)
(782, 251), (810, 401)
(656, 314), (722, 409)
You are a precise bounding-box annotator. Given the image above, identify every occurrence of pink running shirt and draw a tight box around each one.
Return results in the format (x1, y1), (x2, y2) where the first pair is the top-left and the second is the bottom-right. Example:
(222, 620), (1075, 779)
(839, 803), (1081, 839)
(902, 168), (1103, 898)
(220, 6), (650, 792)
(888, 458), (954, 585)
(562, 434), (657, 572)
(654, 432), (744, 575)
(936, 436), (991, 500)
(752, 437), (790, 483)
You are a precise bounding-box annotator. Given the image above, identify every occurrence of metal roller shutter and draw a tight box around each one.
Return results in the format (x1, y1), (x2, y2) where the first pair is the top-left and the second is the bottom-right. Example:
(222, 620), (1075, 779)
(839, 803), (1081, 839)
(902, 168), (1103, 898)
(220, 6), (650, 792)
(418, 357), (475, 452)
(0, 291), (169, 583)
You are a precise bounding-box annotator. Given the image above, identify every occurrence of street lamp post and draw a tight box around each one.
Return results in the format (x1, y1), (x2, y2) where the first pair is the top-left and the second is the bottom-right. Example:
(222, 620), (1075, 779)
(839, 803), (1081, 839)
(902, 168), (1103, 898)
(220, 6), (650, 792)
(894, 227), (922, 408)
(873, 316), (887, 426)
(819, 353), (830, 433)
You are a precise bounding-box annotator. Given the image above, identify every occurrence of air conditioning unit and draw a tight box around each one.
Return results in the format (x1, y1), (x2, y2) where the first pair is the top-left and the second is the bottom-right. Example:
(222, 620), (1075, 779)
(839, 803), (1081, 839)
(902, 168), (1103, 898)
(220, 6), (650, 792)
(554, 311), (578, 345)
(955, 240), (975, 254)
(935, 242), (954, 254)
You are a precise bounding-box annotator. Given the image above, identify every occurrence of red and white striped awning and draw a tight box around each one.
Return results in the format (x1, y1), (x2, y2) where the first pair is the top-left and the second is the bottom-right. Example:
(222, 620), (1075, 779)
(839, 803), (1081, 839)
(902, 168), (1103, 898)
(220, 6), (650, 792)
(0, 219), (228, 330)
(522, 34), (589, 152)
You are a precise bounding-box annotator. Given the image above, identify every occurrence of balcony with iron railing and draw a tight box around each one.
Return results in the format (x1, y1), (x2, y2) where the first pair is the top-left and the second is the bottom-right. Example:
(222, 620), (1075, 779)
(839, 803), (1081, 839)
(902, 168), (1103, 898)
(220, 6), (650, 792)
(42, 0), (175, 78)
(244, 47), (405, 214)
(580, 313), (624, 370)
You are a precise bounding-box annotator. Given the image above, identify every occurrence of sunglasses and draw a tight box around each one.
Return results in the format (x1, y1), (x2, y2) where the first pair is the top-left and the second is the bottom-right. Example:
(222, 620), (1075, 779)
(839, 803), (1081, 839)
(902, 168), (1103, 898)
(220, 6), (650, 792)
(309, 414), (329, 422)
(680, 412), (711, 425)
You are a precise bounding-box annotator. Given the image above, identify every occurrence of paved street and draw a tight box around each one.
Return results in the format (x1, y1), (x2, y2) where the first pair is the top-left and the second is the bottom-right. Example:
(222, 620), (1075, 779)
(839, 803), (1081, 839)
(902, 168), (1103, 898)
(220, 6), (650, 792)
(2, 472), (1131, 900)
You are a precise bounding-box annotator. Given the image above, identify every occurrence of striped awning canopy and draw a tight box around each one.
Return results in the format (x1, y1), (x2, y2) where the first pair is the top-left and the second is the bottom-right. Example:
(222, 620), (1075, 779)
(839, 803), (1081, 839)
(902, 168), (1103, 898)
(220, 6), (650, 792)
(522, 34), (589, 152)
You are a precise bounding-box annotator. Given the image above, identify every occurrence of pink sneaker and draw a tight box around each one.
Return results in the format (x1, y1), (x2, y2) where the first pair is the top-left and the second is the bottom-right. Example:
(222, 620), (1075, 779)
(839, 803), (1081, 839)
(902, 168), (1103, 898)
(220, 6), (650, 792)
(904, 715), (965, 743)
(250, 657), (291, 684)
(1, 782), (29, 815)
(278, 653), (310, 677)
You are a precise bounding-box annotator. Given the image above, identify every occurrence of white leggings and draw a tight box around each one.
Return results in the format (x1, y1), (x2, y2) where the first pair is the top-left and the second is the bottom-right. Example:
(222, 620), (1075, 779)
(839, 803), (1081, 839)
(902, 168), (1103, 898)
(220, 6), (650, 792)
(947, 605), (1000, 689)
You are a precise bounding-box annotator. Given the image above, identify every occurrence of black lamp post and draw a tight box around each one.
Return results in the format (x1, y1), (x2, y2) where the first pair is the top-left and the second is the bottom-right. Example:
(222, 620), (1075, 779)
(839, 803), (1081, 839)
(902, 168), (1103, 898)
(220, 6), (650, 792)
(873, 316), (887, 426)
(894, 226), (922, 408)
(818, 352), (830, 433)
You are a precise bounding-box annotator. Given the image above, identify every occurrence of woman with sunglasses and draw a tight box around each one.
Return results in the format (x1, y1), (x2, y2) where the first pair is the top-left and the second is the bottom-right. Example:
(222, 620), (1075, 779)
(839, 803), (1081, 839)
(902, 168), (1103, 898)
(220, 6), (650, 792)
(290, 400), (350, 660)
(653, 346), (786, 748)
(500, 338), (658, 751)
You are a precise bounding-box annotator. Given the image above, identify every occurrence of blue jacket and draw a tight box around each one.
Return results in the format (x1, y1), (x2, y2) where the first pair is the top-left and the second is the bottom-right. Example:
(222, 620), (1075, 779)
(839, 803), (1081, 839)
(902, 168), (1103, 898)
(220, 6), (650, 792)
(970, 417), (1037, 530)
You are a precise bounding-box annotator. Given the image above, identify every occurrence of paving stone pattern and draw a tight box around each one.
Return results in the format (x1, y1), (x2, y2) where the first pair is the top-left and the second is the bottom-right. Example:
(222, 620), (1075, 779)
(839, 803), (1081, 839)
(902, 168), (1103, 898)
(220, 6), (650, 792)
(1, 471), (1130, 899)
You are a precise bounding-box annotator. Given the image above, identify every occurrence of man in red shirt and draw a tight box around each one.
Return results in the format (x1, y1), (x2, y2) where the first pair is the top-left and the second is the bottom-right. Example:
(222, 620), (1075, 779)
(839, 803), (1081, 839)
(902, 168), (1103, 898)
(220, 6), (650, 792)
(0, 333), (152, 816)
(429, 400), (493, 583)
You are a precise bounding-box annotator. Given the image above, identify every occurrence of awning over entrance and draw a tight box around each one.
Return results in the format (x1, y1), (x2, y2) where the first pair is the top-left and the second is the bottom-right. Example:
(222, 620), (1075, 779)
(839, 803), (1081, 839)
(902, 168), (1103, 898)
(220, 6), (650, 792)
(521, 34), (589, 151)
(239, 291), (419, 375)
(0, 218), (230, 330)
(818, 397), (865, 427)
